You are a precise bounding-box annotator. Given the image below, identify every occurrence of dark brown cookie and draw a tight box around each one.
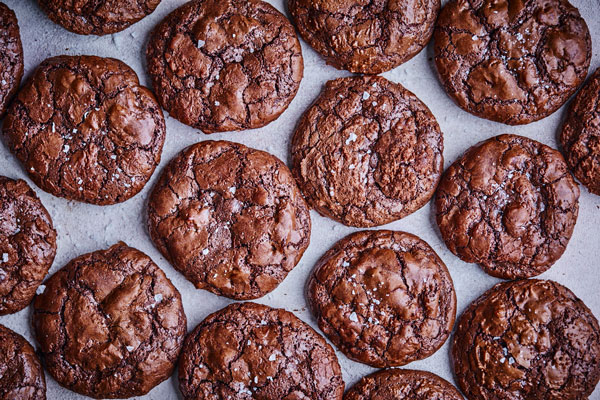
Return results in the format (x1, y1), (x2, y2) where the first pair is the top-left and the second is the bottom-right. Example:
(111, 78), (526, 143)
(146, 0), (303, 133)
(148, 140), (311, 300)
(453, 279), (600, 400)
(0, 176), (56, 315)
(291, 75), (443, 227)
(307, 230), (456, 368)
(434, 0), (591, 125)
(0, 2), (23, 118)
(37, 0), (162, 35)
(560, 67), (600, 195)
(289, 0), (439, 74)
(32, 242), (187, 398)
(436, 134), (579, 279)
(3, 55), (166, 205)
(178, 302), (344, 400)
(344, 369), (463, 400)
(0, 324), (46, 399)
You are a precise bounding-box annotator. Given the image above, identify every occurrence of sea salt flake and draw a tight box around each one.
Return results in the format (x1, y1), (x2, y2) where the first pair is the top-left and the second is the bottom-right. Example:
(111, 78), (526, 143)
(345, 132), (357, 145)
(342, 261), (350, 267)
(268, 354), (276, 361)
(472, 35), (478, 40)
(215, 101), (220, 106)
(1, 80), (5, 85)
(63, 145), (70, 153)
(229, 186), (236, 194)
(126, 346), (134, 352)
(202, 248), (209, 255)
(197, 39), (206, 48)
(1, 253), (8, 263)
(154, 293), (163, 303)
(362, 91), (370, 100)
(349, 312), (358, 322)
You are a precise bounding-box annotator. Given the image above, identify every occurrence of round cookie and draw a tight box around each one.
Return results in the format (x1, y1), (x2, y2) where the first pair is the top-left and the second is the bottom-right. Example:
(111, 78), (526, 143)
(289, 0), (439, 74)
(146, 0), (303, 133)
(291, 75), (443, 227)
(0, 324), (46, 399)
(178, 302), (344, 400)
(453, 279), (600, 400)
(0, 176), (57, 315)
(148, 140), (311, 300)
(560, 67), (600, 195)
(3, 55), (166, 205)
(434, 0), (591, 125)
(32, 242), (187, 398)
(307, 230), (456, 368)
(344, 369), (463, 400)
(0, 2), (23, 118)
(37, 0), (162, 35)
(435, 134), (579, 279)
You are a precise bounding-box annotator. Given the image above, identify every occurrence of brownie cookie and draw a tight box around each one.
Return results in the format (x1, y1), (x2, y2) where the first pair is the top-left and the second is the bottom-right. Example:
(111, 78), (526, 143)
(0, 324), (46, 399)
(3, 55), (166, 205)
(453, 279), (600, 400)
(37, 0), (162, 35)
(344, 369), (463, 400)
(289, 0), (439, 74)
(148, 140), (311, 300)
(179, 302), (344, 399)
(146, 0), (303, 133)
(291, 76), (443, 227)
(436, 134), (579, 279)
(307, 230), (456, 368)
(560, 67), (600, 195)
(0, 176), (56, 315)
(0, 2), (23, 118)
(434, 0), (591, 125)
(32, 242), (187, 398)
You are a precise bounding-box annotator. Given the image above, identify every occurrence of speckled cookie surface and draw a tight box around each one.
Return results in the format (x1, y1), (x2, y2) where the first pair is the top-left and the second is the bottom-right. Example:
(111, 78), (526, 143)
(0, 324), (46, 400)
(178, 302), (344, 400)
(344, 369), (463, 400)
(307, 230), (456, 368)
(32, 242), (187, 399)
(434, 0), (591, 125)
(560, 67), (600, 196)
(148, 140), (311, 300)
(291, 75), (443, 227)
(289, 0), (439, 74)
(37, 0), (162, 35)
(0, 2), (23, 118)
(146, 0), (303, 133)
(3, 55), (166, 205)
(435, 134), (579, 279)
(0, 176), (56, 315)
(453, 279), (600, 400)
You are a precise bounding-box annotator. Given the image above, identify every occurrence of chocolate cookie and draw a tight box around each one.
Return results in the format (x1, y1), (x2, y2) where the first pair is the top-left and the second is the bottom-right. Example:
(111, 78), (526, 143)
(0, 176), (56, 315)
(434, 0), (591, 125)
(178, 302), (344, 399)
(0, 324), (46, 399)
(32, 242), (187, 398)
(3, 55), (166, 205)
(146, 0), (303, 133)
(0, 2), (23, 118)
(291, 75), (443, 227)
(148, 140), (311, 300)
(560, 67), (600, 195)
(436, 134), (579, 279)
(453, 279), (600, 400)
(37, 0), (162, 35)
(344, 369), (463, 400)
(307, 230), (456, 368)
(289, 0), (439, 74)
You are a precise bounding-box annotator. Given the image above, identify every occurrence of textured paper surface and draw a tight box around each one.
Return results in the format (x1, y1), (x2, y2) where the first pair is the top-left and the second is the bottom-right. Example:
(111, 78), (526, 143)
(1, 0), (599, 399)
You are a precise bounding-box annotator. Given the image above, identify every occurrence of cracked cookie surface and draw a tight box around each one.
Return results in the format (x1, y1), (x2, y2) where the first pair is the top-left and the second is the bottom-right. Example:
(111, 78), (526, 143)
(560, 67), (600, 196)
(0, 324), (46, 400)
(452, 279), (600, 400)
(148, 140), (311, 300)
(307, 230), (456, 368)
(435, 134), (579, 279)
(289, 0), (439, 74)
(32, 242), (187, 399)
(291, 75), (443, 227)
(434, 0), (591, 125)
(0, 2), (23, 118)
(0, 177), (57, 315)
(3, 55), (166, 205)
(37, 0), (161, 35)
(146, 0), (303, 133)
(178, 302), (344, 400)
